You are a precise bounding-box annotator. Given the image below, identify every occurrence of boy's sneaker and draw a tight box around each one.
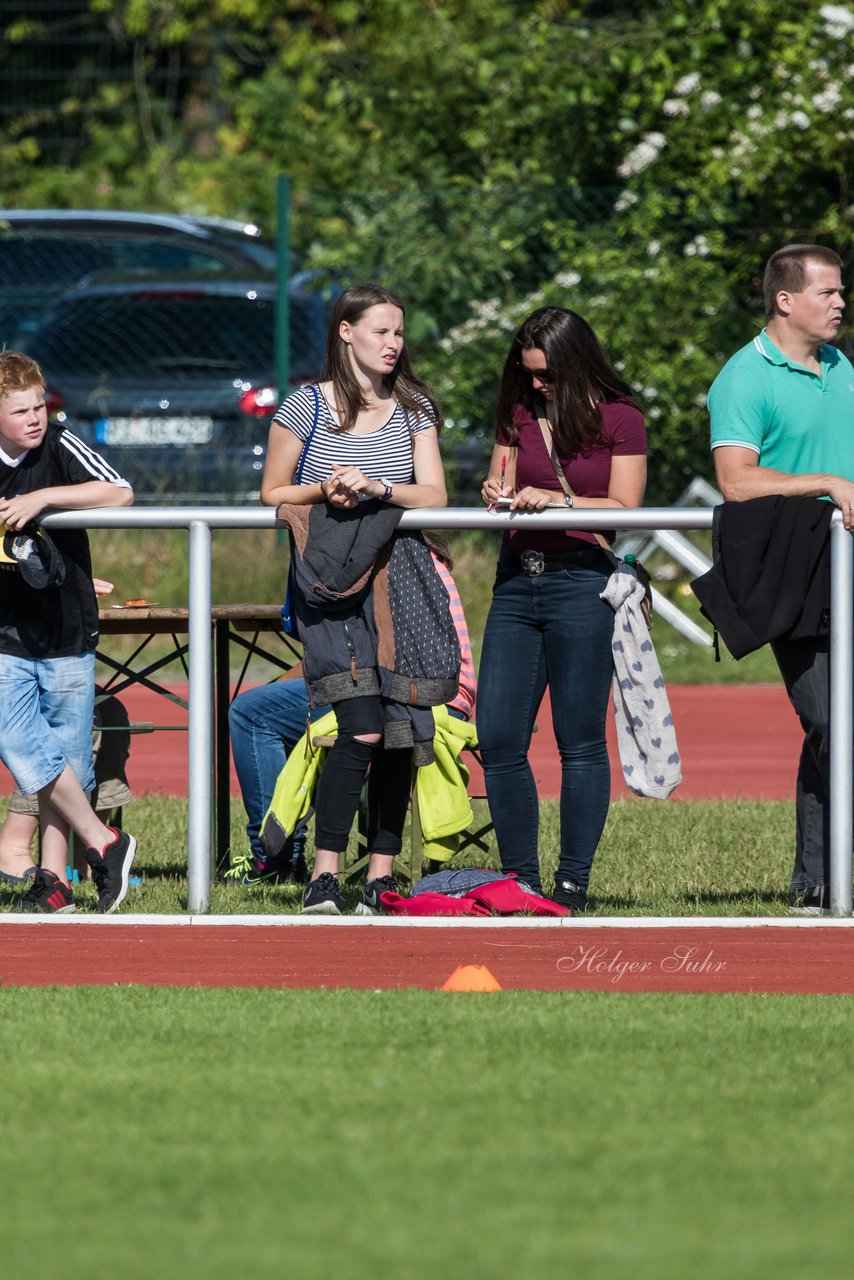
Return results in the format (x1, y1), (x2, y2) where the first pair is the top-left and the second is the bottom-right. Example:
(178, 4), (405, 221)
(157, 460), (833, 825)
(552, 877), (587, 914)
(20, 869), (76, 914)
(301, 872), (343, 915)
(84, 827), (137, 913)
(224, 849), (275, 886)
(226, 845), (309, 887)
(356, 875), (398, 916)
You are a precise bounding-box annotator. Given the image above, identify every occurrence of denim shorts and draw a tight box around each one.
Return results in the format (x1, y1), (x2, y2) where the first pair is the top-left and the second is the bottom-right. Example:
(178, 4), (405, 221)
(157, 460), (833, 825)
(0, 650), (96, 795)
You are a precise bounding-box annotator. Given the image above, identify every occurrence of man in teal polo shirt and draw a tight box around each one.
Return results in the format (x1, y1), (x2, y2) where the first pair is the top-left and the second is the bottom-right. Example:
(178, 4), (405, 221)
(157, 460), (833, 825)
(709, 243), (854, 912)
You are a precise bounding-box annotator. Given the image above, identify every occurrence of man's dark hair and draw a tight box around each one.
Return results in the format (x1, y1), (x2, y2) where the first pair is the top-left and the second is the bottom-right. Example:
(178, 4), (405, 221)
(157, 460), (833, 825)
(763, 244), (843, 316)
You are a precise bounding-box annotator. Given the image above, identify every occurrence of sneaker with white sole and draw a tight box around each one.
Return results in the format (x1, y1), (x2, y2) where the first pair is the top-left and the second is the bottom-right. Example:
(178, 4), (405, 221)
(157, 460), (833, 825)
(20, 868), (76, 914)
(789, 884), (829, 916)
(356, 875), (397, 916)
(84, 827), (137, 913)
(552, 877), (587, 914)
(301, 872), (343, 915)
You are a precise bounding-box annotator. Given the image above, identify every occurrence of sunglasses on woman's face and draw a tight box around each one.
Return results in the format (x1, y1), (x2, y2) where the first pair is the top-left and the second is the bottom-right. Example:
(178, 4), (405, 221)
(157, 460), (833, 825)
(519, 363), (556, 384)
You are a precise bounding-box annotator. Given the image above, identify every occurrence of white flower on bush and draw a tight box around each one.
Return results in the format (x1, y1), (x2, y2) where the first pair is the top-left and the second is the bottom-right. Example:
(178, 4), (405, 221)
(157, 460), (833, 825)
(614, 190), (639, 213)
(820, 4), (854, 38)
(618, 131), (666, 178)
(674, 72), (701, 95)
(554, 271), (581, 288)
(700, 91), (722, 109)
(440, 297), (503, 351)
(663, 98), (690, 118)
(684, 234), (710, 258)
(775, 109), (812, 130)
(813, 84), (842, 112)
(647, 240), (662, 257)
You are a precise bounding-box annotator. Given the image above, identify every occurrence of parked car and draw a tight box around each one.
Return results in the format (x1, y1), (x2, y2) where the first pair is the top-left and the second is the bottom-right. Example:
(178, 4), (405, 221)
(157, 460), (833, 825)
(0, 209), (280, 345)
(20, 270), (328, 503)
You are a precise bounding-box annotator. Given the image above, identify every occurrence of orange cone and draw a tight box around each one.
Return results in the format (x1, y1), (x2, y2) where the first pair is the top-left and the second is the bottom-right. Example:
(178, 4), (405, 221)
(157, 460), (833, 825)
(440, 964), (502, 992)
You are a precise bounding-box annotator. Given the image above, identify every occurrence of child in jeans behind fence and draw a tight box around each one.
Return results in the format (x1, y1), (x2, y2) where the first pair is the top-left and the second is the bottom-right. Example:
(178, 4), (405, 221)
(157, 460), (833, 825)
(0, 351), (138, 913)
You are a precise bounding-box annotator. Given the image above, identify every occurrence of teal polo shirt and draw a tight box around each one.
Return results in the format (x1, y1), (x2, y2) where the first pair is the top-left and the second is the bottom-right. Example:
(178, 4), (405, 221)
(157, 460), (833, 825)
(708, 329), (854, 482)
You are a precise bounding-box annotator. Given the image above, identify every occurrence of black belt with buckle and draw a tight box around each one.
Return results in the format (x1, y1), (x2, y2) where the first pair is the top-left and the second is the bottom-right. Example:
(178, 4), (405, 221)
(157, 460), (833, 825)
(500, 547), (602, 577)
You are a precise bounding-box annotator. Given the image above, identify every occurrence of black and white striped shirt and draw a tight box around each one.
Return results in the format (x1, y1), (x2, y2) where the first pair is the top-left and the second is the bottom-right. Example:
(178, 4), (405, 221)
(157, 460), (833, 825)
(272, 384), (437, 486)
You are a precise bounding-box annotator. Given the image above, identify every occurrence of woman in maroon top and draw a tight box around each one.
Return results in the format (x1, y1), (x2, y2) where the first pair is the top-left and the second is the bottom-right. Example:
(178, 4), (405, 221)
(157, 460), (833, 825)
(478, 307), (647, 911)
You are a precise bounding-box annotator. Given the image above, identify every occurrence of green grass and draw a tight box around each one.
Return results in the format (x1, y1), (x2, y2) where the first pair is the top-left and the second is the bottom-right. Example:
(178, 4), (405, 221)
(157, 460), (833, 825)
(88, 526), (783, 685)
(0, 988), (850, 1279)
(1, 794), (796, 916)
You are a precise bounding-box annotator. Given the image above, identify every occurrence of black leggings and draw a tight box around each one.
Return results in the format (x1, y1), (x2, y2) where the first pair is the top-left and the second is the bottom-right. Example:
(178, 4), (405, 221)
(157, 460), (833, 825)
(313, 697), (413, 856)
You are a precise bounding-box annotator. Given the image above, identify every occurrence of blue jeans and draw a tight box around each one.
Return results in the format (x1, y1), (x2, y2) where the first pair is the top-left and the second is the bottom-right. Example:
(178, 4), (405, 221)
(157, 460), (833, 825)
(228, 678), (327, 862)
(0, 650), (96, 795)
(477, 554), (614, 894)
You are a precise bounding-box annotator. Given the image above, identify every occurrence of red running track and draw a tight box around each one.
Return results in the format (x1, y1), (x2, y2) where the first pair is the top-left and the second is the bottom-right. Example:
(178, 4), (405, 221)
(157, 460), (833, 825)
(1, 921), (852, 993)
(0, 682), (800, 802)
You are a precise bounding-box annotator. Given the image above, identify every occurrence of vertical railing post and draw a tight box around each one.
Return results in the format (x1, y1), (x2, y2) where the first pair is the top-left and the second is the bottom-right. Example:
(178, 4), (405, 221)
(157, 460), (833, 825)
(187, 519), (213, 914)
(829, 514), (853, 917)
(275, 174), (291, 400)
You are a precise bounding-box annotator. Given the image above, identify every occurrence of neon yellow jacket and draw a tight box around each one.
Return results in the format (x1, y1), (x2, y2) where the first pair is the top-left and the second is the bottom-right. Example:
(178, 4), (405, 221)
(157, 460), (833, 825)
(260, 706), (478, 863)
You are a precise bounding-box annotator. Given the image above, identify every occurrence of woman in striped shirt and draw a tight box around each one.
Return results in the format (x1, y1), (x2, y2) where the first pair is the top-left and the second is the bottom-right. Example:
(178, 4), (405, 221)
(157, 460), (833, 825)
(261, 283), (450, 915)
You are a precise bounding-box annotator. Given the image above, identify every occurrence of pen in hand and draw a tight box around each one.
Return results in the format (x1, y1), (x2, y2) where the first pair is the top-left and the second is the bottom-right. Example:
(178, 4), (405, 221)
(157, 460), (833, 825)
(499, 454), (507, 495)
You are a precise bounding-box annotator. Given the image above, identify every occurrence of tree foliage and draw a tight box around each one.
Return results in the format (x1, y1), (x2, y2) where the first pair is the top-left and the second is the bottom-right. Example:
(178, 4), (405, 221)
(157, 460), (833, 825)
(2, 0), (853, 498)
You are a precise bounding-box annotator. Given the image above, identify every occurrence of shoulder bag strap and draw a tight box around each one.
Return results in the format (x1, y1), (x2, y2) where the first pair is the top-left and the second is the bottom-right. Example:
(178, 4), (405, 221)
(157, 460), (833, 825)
(535, 413), (618, 569)
(294, 384), (321, 485)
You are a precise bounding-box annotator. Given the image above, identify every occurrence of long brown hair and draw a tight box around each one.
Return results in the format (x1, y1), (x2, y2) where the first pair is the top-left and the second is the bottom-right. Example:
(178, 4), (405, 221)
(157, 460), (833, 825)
(321, 283), (443, 434)
(495, 307), (637, 455)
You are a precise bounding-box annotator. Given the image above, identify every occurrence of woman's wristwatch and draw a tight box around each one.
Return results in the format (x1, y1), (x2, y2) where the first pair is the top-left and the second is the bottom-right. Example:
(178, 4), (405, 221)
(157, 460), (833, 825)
(379, 478), (393, 501)
(563, 493), (574, 508)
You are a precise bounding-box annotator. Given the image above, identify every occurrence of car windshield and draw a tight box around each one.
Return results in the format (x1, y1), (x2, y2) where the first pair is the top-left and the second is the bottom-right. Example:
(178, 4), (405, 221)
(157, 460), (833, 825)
(25, 291), (317, 379)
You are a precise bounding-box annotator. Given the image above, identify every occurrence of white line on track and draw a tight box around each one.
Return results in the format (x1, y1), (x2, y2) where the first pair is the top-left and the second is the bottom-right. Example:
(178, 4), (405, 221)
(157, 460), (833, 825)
(2, 914), (852, 928)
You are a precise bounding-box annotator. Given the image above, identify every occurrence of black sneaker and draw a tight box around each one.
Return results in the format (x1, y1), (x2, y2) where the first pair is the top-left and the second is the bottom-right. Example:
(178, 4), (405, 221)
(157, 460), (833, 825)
(356, 875), (397, 916)
(301, 872), (343, 915)
(20, 869), (76, 914)
(552, 877), (587, 914)
(85, 827), (138, 913)
(789, 884), (829, 916)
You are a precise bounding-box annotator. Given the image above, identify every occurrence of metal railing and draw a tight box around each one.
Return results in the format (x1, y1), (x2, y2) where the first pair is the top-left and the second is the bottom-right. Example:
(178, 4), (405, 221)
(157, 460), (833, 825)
(42, 505), (854, 918)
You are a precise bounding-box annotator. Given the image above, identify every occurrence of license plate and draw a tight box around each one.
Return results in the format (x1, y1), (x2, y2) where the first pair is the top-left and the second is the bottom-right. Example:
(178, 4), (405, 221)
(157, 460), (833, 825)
(96, 416), (214, 446)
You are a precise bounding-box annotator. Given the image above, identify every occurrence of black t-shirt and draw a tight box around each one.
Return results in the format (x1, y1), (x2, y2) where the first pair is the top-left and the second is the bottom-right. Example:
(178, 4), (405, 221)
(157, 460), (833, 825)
(0, 427), (130, 658)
